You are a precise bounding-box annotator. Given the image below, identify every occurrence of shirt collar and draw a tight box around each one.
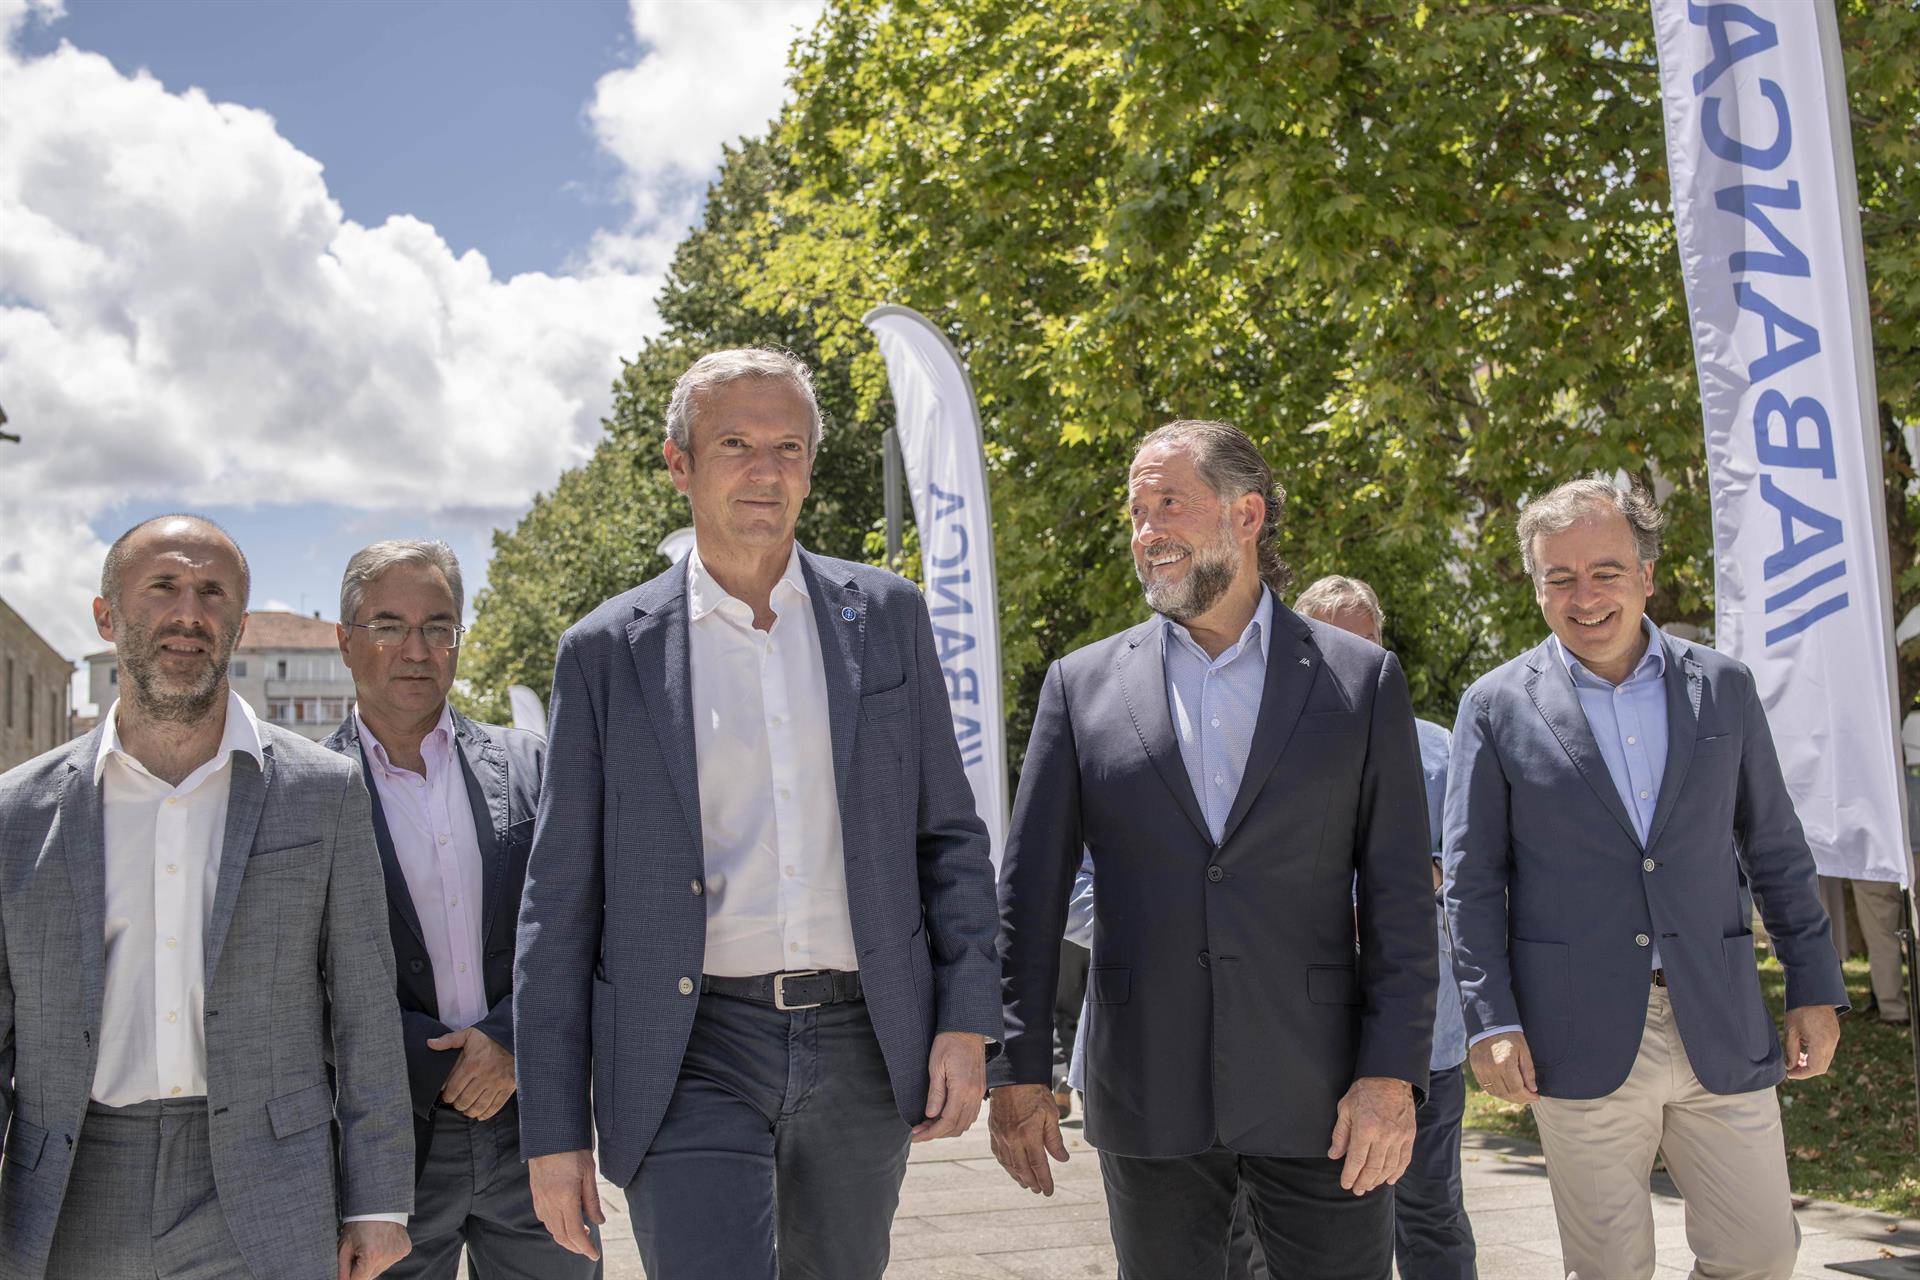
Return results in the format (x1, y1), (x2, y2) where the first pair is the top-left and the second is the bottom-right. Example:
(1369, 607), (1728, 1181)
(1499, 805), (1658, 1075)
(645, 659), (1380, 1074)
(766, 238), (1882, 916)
(95, 687), (265, 785)
(355, 701), (454, 777)
(1164, 587), (1274, 665)
(687, 542), (810, 623)
(1553, 615), (1667, 687)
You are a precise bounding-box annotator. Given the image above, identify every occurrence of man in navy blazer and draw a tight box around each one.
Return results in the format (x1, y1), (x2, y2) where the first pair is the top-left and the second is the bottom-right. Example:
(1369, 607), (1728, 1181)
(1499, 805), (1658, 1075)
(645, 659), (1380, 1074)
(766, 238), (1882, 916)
(1444, 478), (1847, 1280)
(513, 348), (1002, 1280)
(989, 420), (1437, 1280)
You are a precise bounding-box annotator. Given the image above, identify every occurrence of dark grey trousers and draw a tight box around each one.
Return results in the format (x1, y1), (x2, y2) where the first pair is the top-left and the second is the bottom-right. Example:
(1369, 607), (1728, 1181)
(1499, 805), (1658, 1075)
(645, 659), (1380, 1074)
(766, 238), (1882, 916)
(45, 1098), (251, 1280)
(622, 992), (912, 1280)
(1101, 1143), (1394, 1280)
(386, 1102), (601, 1280)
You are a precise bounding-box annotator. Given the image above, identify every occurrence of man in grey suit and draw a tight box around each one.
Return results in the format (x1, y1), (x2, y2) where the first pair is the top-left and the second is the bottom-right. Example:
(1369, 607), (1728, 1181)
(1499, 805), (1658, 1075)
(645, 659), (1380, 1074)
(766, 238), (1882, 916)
(1445, 478), (1847, 1280)
(514, 348), (1003, 1279)
(0, 515), (414, 1280)
(323, 540), (600, 1278)
(989, 421), (1438, 1279)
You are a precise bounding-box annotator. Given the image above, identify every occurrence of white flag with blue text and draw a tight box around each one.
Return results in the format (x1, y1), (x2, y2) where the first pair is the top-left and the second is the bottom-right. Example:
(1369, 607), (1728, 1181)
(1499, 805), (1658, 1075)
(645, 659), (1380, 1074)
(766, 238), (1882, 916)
(863, 305), (1009, 872)
(1652, 0), (1908, 884)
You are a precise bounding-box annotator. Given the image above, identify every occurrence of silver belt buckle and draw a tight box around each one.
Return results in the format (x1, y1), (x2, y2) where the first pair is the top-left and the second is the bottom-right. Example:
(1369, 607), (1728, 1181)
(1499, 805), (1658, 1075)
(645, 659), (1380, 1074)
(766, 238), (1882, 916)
(773, 970), (824, 1011)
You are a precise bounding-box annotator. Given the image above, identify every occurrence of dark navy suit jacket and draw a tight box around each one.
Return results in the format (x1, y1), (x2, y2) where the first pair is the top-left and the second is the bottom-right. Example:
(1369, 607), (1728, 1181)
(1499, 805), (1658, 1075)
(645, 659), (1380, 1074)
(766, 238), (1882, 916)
(513, 550), (1002, 1186)
(994, 604), (1438, 1158)
(323, 709), (542, 1179)
(1442, 631), (1848, 1099)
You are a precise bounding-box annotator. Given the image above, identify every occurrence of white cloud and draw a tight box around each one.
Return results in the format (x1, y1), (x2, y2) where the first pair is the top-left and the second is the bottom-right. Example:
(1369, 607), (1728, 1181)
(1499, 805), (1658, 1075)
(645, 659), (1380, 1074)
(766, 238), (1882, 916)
(0, 1), (814, 671)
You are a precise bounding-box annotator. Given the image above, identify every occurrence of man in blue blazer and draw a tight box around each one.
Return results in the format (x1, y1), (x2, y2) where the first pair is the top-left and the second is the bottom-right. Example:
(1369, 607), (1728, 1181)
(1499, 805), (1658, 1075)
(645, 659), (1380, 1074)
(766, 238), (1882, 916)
(513, 349), (1003, 1280)
(990, 420), (1437, 1280)
(1445, 478), (1847, 1280)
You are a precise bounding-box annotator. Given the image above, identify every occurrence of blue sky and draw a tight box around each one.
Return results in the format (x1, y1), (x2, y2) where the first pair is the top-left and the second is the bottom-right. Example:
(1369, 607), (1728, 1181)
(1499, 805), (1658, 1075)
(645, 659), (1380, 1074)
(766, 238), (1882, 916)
(0, 0), (820, 708)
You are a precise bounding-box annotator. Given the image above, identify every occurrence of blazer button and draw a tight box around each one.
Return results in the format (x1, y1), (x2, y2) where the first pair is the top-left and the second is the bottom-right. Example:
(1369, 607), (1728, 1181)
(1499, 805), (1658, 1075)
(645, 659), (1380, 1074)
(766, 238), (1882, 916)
(1634, 933), (1651, 947)
(677, 977), (695, 995)
(691, 879), (703, 896)
(409, 959), (425, 975)
(1198, 951), (1212, 969)
(1206, 865), (1225, 883)
(1642, 858), (1656, 873)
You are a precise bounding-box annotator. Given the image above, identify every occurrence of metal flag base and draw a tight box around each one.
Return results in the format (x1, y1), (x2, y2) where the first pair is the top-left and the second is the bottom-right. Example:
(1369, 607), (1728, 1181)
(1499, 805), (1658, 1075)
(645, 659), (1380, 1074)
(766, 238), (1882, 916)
(1826, 1258), (1920, 1278)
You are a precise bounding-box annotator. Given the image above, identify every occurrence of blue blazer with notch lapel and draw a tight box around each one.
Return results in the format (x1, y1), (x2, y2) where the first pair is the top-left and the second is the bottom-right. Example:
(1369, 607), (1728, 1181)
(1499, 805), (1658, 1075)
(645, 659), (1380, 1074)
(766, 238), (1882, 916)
(322, 708), (543, 1180)
(512, 549), (1002, 1187)
(1442, 630), (1848, 1100)
(993, 604), (1438, 1159)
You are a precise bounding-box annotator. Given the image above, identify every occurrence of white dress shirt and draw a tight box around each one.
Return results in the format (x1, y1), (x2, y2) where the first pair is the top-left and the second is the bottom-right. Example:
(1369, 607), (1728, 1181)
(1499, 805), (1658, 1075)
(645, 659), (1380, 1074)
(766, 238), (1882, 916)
(93, 689), (263, 1106)
(358, 706), (488, 1028)
(688, 545), (859, 976)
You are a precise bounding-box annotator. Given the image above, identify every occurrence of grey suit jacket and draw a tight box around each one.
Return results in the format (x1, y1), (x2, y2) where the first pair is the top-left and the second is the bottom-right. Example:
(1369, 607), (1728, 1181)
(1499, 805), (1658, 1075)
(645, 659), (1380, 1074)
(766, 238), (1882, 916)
(0, 721), (414, 1280)
(1443, 632), (1848, 1099)
(514, 550), (1002, 1186)
(994, 606), (1438, 1158)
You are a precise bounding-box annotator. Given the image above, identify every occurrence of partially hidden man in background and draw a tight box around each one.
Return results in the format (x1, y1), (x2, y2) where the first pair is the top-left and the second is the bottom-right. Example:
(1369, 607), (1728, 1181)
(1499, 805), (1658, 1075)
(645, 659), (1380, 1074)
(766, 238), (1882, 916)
(0, 515), (414, 1280)
(324, 540), (601, 1279)
(1445, 478), (1847, 1280)
(513, 349), (1004, 1279)
(989, 420), (1438, 1280)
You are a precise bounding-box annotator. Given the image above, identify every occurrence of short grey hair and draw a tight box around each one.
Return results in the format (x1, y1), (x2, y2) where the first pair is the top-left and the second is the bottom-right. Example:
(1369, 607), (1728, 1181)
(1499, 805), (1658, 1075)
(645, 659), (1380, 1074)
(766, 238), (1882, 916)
(1516, 477), (1665, 577)
(1294, 575), (1384, 639)
(339, 540), (464, 624)
(665, 348), (823, 456)
(1134, 419), (1292, 595)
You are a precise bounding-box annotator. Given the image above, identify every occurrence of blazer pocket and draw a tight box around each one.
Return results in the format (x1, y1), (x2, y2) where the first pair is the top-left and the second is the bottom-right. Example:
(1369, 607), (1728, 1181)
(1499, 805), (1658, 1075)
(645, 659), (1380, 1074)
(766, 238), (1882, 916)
(861, 681), (910, 719)
(4, 1116), (47, 1171)
(248, 840), (324, 875)
(1087, 966), (1131, 1005)
(1294, 711), (1356, 735)
(267, 1083), (334, 1139)
(1694, 732), (1739, 757)
(1307, 964), (1361, 1005)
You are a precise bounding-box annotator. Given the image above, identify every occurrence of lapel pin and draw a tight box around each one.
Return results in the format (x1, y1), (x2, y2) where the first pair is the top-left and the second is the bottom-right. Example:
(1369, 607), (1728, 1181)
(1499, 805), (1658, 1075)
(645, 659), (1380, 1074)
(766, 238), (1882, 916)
(1298, 657), (1311, 667)
(841, 606), (857, 622)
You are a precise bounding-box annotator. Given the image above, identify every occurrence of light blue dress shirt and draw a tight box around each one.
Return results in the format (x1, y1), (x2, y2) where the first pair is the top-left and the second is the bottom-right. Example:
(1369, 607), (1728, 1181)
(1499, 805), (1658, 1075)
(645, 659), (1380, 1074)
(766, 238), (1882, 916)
(1419, 718), (1469, 1070)
(1162, 590), (1273, 843)
(1470, 617), (1671, 1047)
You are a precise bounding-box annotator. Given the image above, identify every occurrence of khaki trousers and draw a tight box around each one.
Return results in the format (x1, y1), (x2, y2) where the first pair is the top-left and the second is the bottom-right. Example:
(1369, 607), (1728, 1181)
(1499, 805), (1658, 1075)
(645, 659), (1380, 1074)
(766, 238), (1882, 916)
(1531, 987), (1798, 1280)
(1851, 876), (1913, 1022)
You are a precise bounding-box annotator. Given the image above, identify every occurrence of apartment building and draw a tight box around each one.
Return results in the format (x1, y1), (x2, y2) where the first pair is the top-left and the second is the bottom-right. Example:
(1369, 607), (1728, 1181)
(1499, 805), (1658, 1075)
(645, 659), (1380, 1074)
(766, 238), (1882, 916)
(87, 610), (356, 742)
(0, 594), (74, 772)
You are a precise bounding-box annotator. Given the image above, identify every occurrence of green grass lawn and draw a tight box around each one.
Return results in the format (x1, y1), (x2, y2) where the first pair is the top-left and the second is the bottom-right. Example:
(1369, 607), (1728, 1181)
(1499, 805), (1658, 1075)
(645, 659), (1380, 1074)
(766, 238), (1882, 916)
(1463, 956), (1920, 1216)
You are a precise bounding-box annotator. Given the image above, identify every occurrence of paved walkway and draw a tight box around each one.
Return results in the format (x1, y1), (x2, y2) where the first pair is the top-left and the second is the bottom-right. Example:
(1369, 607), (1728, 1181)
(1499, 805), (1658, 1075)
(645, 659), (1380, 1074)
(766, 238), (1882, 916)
(575, 1122), (1919, 1278)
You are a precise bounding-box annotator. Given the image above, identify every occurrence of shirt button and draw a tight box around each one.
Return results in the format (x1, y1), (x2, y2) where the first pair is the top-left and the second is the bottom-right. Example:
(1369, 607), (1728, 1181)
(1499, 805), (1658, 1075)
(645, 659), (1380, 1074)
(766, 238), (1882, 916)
(170, 1086), (182, 1096)
(789, 942), (800, 953)
(770, 715), (783, 726)
(1639, 790), (1649, 800)
(1643, 858), (1656, 872)
(457, 963), (468, 973)
(166, 1011), (178, 1024)
(449, 897), (459, 908)
(677, 977), (694, 996)
(784, 865), (796, 878)
(1213, 774), (1224, 786)
(1635, 933), (1651, 947)
(165, 797), (178, 805)
(690, 879), (704, 896)
(778, 788), (792, 800)
(437, 834), (449, 846)
(165, 937), (178, 950)
(1627, 736), (1637, 745)
(166, 864), (178, 876)
(1207, 865), (1225, 883)
(1211, 718), (1220, 728)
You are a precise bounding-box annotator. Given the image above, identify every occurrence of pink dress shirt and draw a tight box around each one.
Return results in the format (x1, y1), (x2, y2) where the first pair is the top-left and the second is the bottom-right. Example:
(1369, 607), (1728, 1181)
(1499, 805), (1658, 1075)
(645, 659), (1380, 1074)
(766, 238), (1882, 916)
(358, 707), (489, 1029)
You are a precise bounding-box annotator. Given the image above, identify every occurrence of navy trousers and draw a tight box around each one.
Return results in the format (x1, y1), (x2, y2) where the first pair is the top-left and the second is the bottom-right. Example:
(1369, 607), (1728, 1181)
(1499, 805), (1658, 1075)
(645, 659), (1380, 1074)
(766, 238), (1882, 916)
(1223, 1065), (1476, 1280)
(621, 992), (912, 1280)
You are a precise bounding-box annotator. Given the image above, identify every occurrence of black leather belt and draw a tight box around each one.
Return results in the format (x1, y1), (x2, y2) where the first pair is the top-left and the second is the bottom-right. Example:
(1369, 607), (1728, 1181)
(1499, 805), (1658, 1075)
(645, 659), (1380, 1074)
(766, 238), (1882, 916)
(701, 970), (864, 1011)
(1651, 968), (1668, 987)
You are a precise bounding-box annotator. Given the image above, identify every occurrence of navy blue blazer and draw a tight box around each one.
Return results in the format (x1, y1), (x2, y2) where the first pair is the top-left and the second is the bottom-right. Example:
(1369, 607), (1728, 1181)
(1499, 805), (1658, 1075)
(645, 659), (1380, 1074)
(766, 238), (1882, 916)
(322, 710), (541, 1180)
(994, 606), (1438, 1158)
(513, 550), (1002, 1186)
(1442, 631), (1848, 1099)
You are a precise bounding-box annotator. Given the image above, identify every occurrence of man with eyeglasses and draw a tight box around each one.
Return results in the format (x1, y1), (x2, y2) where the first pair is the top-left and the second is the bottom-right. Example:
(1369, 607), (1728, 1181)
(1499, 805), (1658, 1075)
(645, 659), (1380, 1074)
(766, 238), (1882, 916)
(325, 540), (600, 1280)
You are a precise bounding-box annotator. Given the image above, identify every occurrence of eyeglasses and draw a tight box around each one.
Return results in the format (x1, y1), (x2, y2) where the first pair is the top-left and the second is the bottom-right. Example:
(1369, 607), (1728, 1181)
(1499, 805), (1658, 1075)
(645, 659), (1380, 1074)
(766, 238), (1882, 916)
(347, 621), (466, 651)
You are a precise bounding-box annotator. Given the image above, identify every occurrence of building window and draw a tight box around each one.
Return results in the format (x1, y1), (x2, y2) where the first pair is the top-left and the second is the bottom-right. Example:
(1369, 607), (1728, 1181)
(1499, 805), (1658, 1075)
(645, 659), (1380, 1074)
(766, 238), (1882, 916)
(231, 660), (247, 678)
(109, 666), (118, 685)
(4, 657), (12, 729)
(322, 698), (346, 721)
(268, 699), (291, 723)
(277, 659), (288, 679)
(25, 673), (34, 738)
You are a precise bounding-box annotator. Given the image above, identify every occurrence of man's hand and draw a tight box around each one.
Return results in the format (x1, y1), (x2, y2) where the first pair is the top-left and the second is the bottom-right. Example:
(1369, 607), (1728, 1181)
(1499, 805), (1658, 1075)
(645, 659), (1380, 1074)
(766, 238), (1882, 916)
(426, 1027), (515, 1121)
(336, 1221), (409, 1280)
(1467, 1031), (1540, 1105)
(988, 1083), (1071, 1195)
(912, 1031), (987, 1142)
(529, 1150), (604, 1261)
(1327, 1076), (1415, 1195)
(1782, 1004), (1841, 1080)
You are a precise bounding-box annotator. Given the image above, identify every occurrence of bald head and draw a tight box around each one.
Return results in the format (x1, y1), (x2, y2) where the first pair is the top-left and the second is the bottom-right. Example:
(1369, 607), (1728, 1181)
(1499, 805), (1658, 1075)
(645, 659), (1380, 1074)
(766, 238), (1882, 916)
(101, 514), (251, 607)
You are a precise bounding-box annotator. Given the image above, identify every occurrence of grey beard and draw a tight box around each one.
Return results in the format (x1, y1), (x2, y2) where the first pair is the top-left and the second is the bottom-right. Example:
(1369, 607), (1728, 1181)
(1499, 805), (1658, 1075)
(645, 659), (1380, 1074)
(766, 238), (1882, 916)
(1142, 549), (1238, 622)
